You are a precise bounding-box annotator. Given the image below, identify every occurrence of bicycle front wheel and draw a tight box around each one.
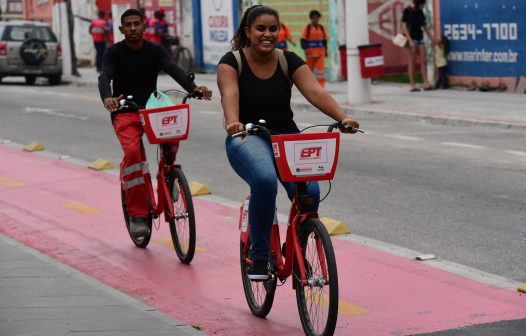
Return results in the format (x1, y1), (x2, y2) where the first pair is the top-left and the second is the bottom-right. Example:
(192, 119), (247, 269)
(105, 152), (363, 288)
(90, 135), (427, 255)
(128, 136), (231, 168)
(240, 242), (277, 317)
(295, 219), (339, 336)
(175, 47), (193, 73)
(167, 167), (196, 264)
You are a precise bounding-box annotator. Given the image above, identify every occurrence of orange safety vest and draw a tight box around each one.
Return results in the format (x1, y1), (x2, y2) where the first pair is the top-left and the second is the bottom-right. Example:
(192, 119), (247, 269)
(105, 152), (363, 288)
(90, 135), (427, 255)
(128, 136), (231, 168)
(90, 18), (107, 43)
(144, 17), (161, 44)
(277, 23), (291, 50)
(301, 23), (326, 56)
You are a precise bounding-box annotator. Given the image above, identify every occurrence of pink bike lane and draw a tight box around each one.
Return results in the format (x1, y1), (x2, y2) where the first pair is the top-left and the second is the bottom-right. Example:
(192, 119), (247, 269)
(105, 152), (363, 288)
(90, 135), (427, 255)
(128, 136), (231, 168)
(0, 144), (524, 336)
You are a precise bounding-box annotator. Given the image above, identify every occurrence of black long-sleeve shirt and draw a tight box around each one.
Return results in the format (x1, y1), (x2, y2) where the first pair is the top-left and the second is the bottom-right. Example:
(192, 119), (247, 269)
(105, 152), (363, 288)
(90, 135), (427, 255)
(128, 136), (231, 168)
(98, 40), (196, 108)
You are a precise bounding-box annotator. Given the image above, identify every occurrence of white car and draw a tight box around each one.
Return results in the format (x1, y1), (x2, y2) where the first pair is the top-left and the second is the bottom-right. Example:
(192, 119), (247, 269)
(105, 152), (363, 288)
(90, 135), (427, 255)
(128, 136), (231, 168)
(0, 20), (62, 85)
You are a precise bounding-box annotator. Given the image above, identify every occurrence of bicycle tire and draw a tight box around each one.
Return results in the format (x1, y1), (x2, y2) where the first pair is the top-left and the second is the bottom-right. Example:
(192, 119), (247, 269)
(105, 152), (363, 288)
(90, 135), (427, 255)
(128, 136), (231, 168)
(175, 47), (193, 73)
(294, 218), (339, 336)
(240, 242), (277, 317)
(121, 188), (152, 248)
(167, 167), (196, 264)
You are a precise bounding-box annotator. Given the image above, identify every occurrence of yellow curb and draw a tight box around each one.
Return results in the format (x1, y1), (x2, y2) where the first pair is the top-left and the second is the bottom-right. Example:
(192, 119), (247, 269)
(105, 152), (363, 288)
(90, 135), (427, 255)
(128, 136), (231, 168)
(320, 217), (351, 235)
(62, 201), (100, 215)
(23, 142), (44, 152)
(518, 284), (526, 293)
(88, 159), (113, 170)
(189, 181), (211, 196)
(0, 176), (23, 187)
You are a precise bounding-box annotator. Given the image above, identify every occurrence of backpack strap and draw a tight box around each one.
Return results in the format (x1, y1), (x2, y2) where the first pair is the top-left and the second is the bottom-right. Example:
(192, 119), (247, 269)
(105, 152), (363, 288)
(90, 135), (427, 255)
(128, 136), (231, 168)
(275, 49), (291, 86)
(233, 50), (242, 77)
(232, 49), (291, 86)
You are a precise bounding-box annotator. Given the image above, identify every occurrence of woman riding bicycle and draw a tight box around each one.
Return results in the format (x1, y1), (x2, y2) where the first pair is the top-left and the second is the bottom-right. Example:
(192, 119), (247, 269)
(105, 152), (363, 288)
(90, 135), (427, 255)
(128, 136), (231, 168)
(216, 5), (359, 280)
(98, 9), (212, 238)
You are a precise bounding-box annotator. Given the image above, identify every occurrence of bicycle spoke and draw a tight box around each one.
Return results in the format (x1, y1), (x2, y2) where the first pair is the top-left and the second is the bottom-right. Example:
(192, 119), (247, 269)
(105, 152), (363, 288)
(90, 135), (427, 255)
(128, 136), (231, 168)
(296, 219), (338, 336)
(167, 168), (196, 264)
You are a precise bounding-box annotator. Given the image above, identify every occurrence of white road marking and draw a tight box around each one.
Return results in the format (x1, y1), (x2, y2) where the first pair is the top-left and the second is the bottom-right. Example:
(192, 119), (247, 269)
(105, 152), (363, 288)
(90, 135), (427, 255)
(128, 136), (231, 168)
(41, 90), (71, 97)
(441, 142), (486, 149)
(23, 107), (89, 121)
(197, 110), (219, 115)
(386, 135), (424, 141)
(506, 150), (526, 157)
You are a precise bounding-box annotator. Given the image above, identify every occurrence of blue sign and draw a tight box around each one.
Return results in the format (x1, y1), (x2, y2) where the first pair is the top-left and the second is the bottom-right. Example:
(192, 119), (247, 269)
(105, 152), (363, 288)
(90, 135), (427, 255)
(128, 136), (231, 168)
(440, 0), (525, 77)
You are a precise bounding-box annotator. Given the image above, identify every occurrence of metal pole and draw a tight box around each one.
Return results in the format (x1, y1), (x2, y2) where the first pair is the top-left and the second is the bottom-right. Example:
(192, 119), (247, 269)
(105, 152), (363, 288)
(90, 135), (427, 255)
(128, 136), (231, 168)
(345, 0), (371, 104)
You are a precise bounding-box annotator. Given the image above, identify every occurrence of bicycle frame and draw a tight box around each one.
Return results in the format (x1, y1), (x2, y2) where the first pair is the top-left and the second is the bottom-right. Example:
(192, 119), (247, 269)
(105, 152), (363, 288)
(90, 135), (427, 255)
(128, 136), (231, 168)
(241, 181), (330, 287)
(138, 140), (179, 223)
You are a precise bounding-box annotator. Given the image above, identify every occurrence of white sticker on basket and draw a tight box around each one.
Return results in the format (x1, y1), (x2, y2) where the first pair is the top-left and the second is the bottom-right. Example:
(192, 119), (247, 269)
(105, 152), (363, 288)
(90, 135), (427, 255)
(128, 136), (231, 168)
(272, 142), (280, 158)
(241, 199), (249, 233)
(284, 139), (337, 176)
(148, 106), (189, 139)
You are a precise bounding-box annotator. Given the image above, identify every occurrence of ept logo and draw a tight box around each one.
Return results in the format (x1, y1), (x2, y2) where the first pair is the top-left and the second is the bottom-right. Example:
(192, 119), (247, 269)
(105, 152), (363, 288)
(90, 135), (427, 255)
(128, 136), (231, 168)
(301, 147), (322, 158)
(161, 115), (178, 126)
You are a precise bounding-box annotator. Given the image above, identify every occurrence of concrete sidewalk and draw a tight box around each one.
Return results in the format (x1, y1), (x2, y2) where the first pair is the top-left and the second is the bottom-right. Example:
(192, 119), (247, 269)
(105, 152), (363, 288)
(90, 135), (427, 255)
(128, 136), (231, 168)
(67, 66), (526, 129)
(0, 234), (205, 336)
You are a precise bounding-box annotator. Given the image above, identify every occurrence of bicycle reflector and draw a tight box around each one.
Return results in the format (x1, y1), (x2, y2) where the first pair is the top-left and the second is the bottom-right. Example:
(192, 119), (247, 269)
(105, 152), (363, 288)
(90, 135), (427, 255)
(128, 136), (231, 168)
(140, 104), (190, 144)
(271, 132), (340, 182)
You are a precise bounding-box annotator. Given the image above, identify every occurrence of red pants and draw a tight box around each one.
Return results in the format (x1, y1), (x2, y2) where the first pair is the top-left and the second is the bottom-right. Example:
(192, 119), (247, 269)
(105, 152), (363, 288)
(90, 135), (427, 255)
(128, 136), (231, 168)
(306, 55), (326, 87)
(113, 113), (179, 217)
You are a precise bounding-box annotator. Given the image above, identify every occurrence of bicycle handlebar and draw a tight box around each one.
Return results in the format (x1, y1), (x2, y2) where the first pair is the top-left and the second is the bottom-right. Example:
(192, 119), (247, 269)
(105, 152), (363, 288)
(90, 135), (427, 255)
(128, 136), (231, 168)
(231, 120), (364, 138)
(116, 72), (202, 111)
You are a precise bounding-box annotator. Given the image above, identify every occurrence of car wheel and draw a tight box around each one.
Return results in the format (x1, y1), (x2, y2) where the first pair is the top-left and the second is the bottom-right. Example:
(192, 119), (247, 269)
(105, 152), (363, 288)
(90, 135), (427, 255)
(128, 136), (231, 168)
(20, 38), (48, 65)
(48, 75), (61, 86)
(25, 76), (36, 85)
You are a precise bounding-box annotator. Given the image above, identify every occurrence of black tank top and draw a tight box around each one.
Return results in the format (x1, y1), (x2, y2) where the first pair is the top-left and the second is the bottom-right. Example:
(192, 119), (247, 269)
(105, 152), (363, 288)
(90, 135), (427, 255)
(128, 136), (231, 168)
(218, 49), (306, 133)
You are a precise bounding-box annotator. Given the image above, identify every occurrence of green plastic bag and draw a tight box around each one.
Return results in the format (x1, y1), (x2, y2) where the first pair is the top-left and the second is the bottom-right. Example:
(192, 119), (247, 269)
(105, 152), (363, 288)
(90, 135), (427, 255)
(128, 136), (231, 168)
(145, 90), (174, 109)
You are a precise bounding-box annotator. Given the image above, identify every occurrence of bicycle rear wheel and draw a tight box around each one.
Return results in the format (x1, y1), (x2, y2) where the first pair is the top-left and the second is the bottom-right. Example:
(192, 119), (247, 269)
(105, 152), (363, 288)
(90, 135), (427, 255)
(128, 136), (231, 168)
(167, 167), (196, 264)
(294, 219), (339, 336)
(240, 242), (277, 317)
(175, 47), (193, 73)
(121, 188), (152, 248)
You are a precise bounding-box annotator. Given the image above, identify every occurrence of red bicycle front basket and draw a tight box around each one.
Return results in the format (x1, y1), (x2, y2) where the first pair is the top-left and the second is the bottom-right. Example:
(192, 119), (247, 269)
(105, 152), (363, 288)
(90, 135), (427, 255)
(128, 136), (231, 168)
(139, 104), (190, 144)
(271, 132), (340, 182)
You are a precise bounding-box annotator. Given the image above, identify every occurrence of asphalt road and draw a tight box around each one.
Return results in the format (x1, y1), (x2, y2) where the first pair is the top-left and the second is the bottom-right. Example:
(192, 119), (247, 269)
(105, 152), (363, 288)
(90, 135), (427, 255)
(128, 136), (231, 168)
(1, 81), (525, 283)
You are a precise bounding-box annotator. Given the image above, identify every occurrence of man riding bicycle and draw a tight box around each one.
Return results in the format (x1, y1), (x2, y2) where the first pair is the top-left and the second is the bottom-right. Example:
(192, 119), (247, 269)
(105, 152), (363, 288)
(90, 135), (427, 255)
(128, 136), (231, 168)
(98, 9), (212, 238)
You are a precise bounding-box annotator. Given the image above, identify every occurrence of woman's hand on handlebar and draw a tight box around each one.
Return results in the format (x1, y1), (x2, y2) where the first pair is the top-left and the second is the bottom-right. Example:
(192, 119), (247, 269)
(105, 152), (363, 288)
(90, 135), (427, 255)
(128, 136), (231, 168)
(341, 118), (361, 134)
(225, 121), (244, 136)
(103, 94), (124, 112)
(192, 86), (212, 100)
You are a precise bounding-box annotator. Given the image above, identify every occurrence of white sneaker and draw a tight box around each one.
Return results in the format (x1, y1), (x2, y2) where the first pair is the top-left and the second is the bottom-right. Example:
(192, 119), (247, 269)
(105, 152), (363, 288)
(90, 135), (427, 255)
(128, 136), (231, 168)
(129, 217), (150, 237)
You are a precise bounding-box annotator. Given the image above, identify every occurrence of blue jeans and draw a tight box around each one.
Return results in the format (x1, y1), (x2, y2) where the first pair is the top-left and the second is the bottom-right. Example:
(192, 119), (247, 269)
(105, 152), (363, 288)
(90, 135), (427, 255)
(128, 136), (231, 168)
(225, 134), (320, 261)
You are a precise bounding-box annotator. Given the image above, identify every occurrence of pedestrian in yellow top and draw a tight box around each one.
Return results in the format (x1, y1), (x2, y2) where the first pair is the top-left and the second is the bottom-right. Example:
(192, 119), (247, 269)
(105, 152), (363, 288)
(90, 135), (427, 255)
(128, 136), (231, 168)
(301, 10), (327, 87)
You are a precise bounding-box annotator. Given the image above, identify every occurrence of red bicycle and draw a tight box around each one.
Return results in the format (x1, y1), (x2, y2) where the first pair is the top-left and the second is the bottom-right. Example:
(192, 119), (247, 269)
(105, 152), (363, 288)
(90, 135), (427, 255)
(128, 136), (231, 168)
(235, 121), (362, 336)
(118, 87), (200, 264)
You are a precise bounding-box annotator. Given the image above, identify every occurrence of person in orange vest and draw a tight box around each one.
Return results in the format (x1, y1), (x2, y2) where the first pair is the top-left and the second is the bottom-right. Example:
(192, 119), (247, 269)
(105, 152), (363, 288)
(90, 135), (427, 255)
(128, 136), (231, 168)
(90, 10), (109, 72)
(276, 22), (296, 51)
(300, 10), (327, 87)
(144, 10), (163, 44)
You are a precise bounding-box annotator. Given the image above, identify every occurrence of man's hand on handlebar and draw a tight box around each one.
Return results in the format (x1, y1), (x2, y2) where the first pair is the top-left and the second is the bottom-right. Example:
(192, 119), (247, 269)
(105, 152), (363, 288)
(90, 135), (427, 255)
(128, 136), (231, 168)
(192, 86), (212, 100)
(103, 94), (124, 112)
